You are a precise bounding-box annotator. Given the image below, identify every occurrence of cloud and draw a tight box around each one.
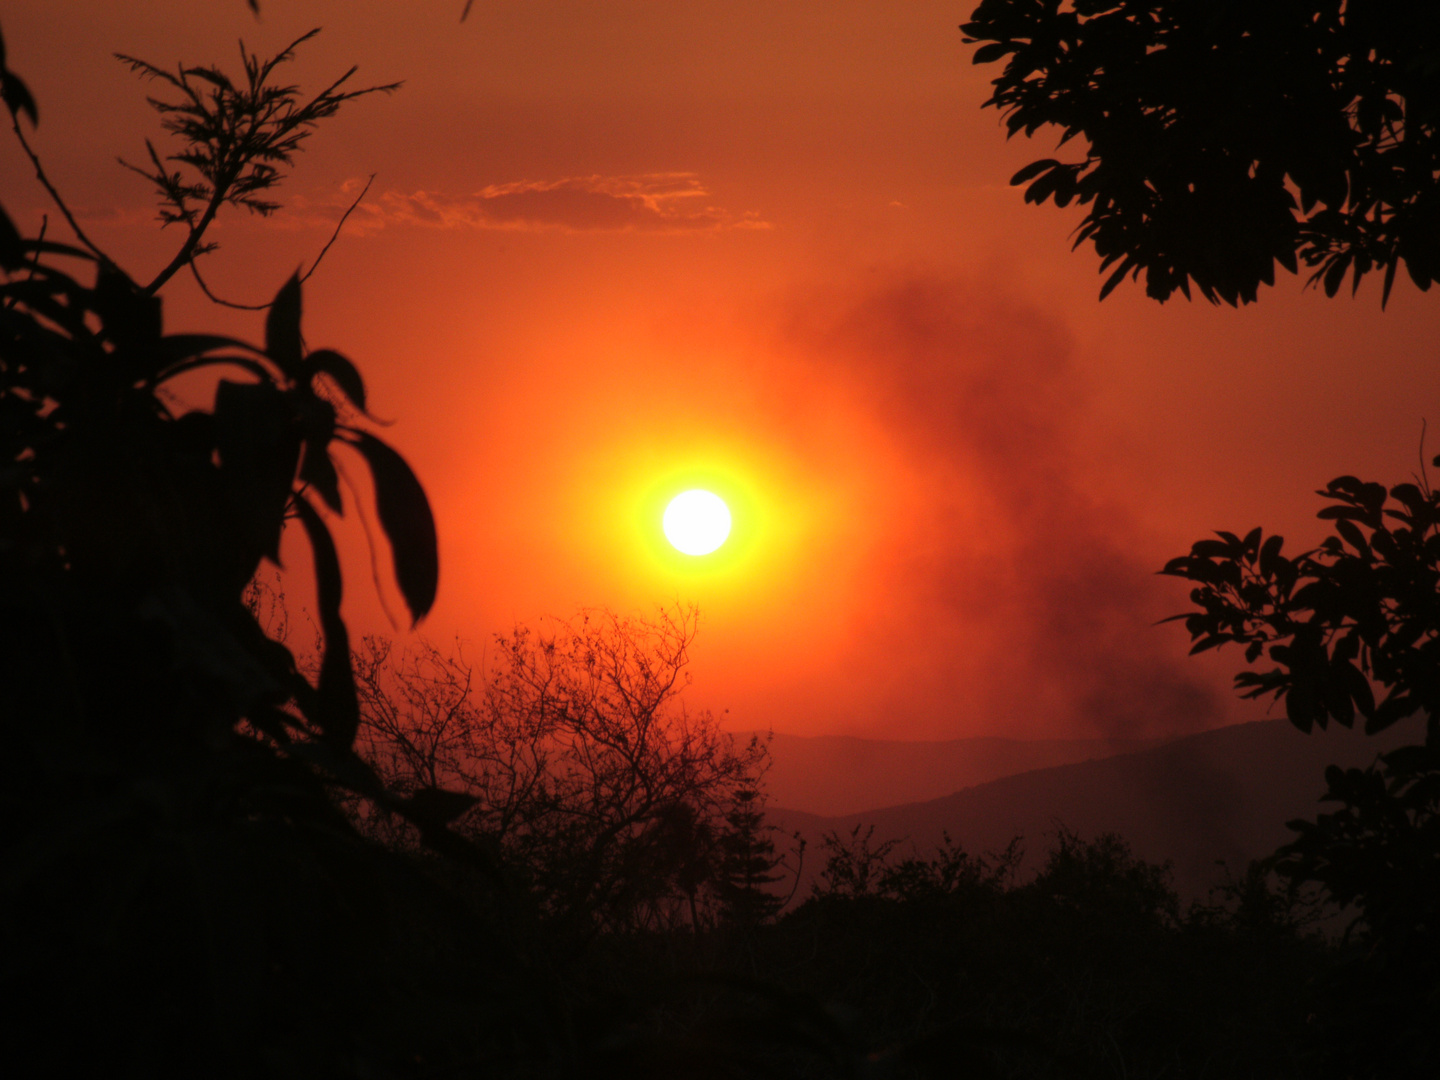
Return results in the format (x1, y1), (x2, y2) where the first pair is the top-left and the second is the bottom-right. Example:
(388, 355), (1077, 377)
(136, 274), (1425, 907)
(62, 173), (767, 241)
(777, 274), (1223, 740)
(300, 172), (769, 235)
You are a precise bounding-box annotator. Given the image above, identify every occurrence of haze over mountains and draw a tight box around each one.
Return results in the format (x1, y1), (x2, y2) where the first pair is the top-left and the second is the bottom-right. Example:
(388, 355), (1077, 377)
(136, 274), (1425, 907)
(750, 730), (1171, 817)
(762, 718), (1415, 901)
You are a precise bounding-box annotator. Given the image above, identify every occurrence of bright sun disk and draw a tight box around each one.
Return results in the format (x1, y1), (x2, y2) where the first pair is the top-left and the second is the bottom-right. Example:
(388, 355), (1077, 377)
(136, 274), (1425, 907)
(663, 490), (731, 556)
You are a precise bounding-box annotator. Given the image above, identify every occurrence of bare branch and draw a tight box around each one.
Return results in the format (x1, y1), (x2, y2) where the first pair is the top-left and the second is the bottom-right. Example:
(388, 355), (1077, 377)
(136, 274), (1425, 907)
(303, 172), (373, 282)
(7, 110), (115, 266)
(187, 261), (267, 310)
(184, 173), (375, 309)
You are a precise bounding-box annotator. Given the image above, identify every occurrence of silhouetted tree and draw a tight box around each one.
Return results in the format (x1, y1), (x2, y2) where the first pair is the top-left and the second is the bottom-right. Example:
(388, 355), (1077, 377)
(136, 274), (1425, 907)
(878, 832), (1023, 904)
(714, 782), (788, 929)
(352, 609), (771, 936)
(963, 1), (1440, 304)
(812, 825), (902, 899)
(1276, 743), (1440, 1077)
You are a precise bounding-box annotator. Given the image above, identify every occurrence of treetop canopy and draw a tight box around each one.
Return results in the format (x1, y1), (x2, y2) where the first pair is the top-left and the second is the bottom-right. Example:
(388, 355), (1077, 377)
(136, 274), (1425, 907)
(963, 0), (1440, 305)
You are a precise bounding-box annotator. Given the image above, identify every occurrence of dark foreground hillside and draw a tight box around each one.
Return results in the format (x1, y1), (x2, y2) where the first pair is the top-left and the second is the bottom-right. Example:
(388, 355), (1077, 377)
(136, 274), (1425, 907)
(575, 830), (1350, 1080)
(768, 718), (1414, 900)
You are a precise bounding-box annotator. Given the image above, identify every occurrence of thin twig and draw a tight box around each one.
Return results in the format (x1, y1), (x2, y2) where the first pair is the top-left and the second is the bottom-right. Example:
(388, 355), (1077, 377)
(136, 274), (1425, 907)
(26, 215), (46, 280)
(144, 182), (228, 295)
(3, 213), (45, 312)
(1416, 418), (1431, 497)
(189, 261), (269, 310)
(9, 114), (115, 266)
(302, 172), (373, 282)
(187, 174), (377, 310)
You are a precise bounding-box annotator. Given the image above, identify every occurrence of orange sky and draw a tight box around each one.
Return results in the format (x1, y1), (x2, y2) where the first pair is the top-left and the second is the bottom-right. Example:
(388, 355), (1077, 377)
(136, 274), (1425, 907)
(7, 1), (1440, 741)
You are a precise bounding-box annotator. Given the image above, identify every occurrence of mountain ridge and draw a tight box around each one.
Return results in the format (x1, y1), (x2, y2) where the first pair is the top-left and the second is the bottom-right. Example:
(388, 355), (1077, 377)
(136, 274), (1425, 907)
(739, 728), (1174, 817)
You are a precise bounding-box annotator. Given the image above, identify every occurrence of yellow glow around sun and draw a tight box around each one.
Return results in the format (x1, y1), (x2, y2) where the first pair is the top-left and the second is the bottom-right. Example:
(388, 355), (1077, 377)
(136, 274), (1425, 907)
(663, 490), (732, 555)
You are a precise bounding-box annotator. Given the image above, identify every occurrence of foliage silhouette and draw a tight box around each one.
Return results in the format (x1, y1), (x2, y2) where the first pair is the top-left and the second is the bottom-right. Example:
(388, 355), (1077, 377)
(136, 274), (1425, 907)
(1276, 742), (1440, 1076)
(812, 824), (902, 899)
(352, 609), (772, 938)
(764, 828), (1325, 1078)
(1162, 475), (1440, 739)
(6, 26), (393, 304)
(1163, 476), (1440, 1074)
(963, 1), (1440, 305)
(0, 21), (534, 1075)
(714, 782), (792, 930)
(0, 241), (437, 753)
(117, 29), (398, 295)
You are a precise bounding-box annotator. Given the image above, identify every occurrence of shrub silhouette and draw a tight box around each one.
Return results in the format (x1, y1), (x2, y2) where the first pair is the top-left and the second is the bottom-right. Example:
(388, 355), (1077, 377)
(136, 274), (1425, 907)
(351, 610), (772, 939)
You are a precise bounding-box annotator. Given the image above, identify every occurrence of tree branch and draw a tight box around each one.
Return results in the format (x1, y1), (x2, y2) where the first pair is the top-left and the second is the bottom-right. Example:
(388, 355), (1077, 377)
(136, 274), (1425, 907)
(184, 174), (375, 309)
(8, 111), (115, 266)
(304, 172), (373, 282)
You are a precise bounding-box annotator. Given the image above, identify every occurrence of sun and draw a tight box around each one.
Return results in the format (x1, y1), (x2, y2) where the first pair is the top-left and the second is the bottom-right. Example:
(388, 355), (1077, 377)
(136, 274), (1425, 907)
(663, 489), (732, 556)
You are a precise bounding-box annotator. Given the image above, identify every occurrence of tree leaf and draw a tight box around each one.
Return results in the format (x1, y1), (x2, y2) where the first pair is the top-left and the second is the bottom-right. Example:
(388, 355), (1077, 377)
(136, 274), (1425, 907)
(1258, 533), (1285, 576)
(1189, 634), (1230, 655)
(1190, 539), (1233, 559)
(264, 271), (303, 377)
(971, 41), (1013, 66)
(292, 495), (358, 745)
(1010, 158), (1060, 185)
(1334, 517), (1370, 557)
(348, 430), (438, 624)
(306, 348), (366, 412)
(0, 201), (25, 271)
(214, 378), (301, 571)
(299, 441), (342, 513)
(0, 68), (37, 127)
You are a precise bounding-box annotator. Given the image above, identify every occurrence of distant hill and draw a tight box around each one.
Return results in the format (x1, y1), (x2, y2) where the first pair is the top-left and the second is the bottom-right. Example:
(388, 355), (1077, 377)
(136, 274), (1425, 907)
(766, 718), (1416, 902)
(743, 730), (1170, 817)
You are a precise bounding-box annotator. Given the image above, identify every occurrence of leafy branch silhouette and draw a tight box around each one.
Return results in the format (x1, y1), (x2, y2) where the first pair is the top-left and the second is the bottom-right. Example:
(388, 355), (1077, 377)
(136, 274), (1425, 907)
(963, 1), (1440, 305)
(1161, 474), (1440, 740)
(116, 29), (399, 295)
(3, 27), (395, 307)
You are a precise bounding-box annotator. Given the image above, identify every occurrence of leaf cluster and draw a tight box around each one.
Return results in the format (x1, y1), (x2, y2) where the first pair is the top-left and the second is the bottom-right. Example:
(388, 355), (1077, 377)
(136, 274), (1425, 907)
(0, 191), (466, 840)
(0, 193), (543, 1073)
(1161, 473), (1440, 737)
(963, 1), (1440, 305)
(115, 29), (399, 293)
